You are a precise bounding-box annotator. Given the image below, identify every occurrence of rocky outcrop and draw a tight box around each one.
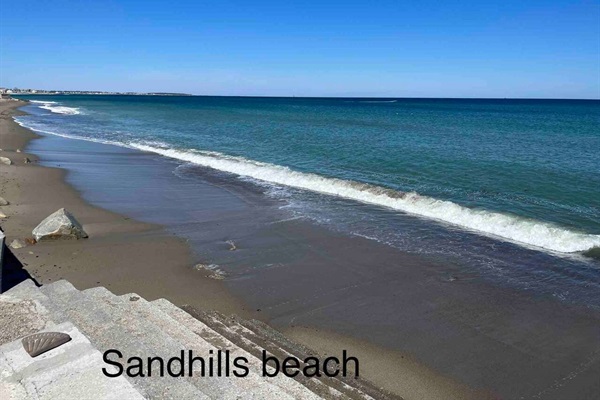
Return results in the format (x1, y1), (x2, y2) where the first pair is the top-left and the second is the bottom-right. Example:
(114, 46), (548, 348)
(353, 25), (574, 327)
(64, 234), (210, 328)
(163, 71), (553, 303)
(32, 208), (88, 241)
(0, 157), (12, 165)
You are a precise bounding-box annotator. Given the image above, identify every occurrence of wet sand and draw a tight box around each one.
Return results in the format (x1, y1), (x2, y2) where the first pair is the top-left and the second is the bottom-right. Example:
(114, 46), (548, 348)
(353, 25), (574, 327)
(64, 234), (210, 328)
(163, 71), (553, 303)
(0, 100), (248, 315)
(3, 99), (600, 399)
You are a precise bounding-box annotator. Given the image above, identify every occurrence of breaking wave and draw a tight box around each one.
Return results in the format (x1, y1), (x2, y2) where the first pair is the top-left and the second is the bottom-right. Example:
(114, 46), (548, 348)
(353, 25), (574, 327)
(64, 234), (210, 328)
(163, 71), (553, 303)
(29, 100), (82, 115)
(13, 112), (600, 255)
(40, 105), (82, 115)
(129, 143), (600, 254)
(29, 100), (58, 104)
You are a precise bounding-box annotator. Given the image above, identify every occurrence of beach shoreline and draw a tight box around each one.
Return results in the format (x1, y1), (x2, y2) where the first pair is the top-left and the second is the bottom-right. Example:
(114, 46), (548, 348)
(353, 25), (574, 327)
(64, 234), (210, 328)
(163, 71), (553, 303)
(1, 99), (489, 399)
(0, 99), (253, 315)
(3, 98), (599, 399)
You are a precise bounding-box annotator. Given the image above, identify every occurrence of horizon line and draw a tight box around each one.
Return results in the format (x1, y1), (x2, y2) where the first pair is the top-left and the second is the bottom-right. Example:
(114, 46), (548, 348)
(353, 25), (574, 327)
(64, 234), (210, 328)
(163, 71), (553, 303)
(10, 93), (600, 101)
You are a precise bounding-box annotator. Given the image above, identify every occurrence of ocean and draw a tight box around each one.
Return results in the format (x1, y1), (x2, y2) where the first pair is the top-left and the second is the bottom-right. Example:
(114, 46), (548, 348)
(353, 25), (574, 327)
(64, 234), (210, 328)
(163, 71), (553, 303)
(13, 95), (600, 307)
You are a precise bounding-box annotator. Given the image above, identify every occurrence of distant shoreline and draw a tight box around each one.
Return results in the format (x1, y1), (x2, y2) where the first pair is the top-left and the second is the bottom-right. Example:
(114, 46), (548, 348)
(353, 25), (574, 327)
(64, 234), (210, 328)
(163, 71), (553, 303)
(8, 92), (192, 96)
(10, 93), (600, 100)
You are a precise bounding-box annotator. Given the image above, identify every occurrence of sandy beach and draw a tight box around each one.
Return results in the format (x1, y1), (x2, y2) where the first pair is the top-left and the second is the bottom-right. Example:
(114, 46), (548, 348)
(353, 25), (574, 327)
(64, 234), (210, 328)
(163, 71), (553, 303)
(0, 99), (487, 399)
(2, 99), (600, 399)
(0, 100), (248, 315)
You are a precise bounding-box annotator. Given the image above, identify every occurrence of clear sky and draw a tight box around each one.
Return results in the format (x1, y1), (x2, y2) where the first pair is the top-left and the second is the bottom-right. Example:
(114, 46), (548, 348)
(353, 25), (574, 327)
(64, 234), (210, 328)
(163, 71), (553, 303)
(1, 0), (599, 98)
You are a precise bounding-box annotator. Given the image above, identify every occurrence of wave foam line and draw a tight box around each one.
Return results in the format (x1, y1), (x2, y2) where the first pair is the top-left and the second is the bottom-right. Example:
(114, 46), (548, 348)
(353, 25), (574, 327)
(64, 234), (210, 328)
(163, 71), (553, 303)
(28, 100), (82, 115)
(131, 144), (600, 254)
(39, 104), (82, 115)
(13, 116), (600, 254)
(29, 100), (58, 104)
(14, 119), (123, 147)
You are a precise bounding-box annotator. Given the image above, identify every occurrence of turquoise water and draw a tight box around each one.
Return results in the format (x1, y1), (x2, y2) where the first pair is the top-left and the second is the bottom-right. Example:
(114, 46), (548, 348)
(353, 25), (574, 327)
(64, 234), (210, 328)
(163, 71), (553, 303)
(14, 95), (600, 254)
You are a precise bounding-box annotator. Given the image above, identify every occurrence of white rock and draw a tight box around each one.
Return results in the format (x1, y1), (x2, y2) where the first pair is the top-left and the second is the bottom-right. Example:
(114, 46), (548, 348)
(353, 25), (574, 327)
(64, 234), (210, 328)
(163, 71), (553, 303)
(32, 208), (88, 241)
(0, 157), (12, 165)
(0, 197), (9, 206)
(10, 239), (27, 249)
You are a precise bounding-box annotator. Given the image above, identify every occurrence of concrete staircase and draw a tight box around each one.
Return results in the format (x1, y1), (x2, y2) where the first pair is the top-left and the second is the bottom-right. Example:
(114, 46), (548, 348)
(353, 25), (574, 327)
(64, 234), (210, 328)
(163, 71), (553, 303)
(0, 280), (396, 400)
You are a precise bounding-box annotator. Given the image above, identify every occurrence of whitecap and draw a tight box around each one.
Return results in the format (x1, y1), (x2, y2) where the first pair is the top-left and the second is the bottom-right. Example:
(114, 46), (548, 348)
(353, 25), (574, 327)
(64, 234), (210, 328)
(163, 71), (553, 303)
(128, 144), (600, 254)
(39, 105), (82, 115)
(13, 116), (600, 254)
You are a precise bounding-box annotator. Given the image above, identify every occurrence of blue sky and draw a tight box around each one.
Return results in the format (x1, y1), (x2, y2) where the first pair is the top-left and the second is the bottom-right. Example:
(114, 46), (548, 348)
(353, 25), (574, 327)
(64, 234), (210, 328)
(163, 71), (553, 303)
(1, 0), (599, 98)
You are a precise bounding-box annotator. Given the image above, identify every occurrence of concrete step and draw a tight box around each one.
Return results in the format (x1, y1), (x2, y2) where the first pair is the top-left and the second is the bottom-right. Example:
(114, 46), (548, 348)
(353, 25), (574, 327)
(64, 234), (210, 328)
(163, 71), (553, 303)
(212, 312), (392, 400)
(137, 299), (316, 400)
(220, 315), (368, 400)
(38, 282), (204, 400)
(175, 305), (344, 400)
(112, 294), (296, 398)
(187, 309), (370, 400)
(0, 279), (68, 325)
(0, 280), (72, 348)
(152, 299), (322, 400)
(3, 279), (394, 399)
(0, 321), (144, 400)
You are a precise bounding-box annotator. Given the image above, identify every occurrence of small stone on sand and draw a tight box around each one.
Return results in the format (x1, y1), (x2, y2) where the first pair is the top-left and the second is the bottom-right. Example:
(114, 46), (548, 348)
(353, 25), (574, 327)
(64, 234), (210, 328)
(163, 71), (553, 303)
(10, 239), (27, 249)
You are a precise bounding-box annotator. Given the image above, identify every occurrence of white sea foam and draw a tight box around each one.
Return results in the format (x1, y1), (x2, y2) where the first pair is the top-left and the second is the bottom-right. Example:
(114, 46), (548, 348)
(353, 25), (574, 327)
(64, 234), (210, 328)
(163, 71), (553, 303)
(29, 100), (58, 104)
(39, 104), (82, 115)
(130, 144), (600, 254)
(14, 119), (120, 147)
(13, 115), (600, 254)
(28, 100), (82, 115)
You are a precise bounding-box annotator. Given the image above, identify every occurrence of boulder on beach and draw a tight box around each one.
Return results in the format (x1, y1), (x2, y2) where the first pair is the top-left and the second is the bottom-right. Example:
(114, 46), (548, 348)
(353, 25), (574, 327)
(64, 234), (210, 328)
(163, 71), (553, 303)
(0, 197), (9, 206)
(32, 208), (88, 241)
(0, 156), (12, 165)
(0, 211), (7, 218)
